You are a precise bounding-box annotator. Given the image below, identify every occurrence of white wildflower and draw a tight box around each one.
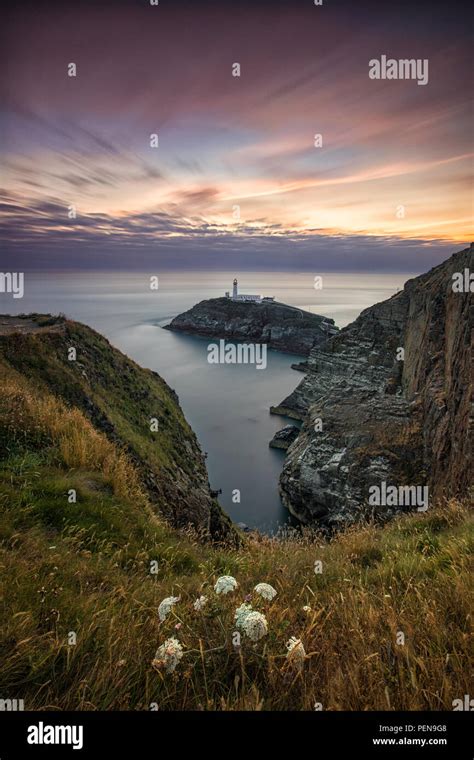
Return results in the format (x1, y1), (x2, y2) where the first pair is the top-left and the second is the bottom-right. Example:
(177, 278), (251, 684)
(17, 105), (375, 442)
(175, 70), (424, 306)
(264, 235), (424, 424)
(286, 637), (306, 670)
(302, 605), (312, 613)
(214, 575), (238, 595)
(242, 611), (268, 642)
(158, 595), (180, 622)
(234, 603), (253, 629)
(254, 583), (277, 601)
(152, 637), (183, 674)
(193, 595), (208, 611)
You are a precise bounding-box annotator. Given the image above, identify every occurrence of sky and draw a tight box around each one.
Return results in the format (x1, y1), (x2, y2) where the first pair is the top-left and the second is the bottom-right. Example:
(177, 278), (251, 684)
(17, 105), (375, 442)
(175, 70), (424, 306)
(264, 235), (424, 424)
(0, 0), (472, 272)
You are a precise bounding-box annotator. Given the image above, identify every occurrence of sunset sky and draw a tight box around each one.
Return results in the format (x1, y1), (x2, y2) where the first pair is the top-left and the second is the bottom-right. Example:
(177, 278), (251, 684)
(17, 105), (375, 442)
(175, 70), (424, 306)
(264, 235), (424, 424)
(1, 0), (472, 271)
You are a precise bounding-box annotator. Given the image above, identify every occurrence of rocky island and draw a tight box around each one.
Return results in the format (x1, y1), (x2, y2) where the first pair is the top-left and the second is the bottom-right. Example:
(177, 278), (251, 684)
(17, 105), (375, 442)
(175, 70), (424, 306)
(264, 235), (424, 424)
(164, 279), (338, 356)
(271, 244), (473, 529)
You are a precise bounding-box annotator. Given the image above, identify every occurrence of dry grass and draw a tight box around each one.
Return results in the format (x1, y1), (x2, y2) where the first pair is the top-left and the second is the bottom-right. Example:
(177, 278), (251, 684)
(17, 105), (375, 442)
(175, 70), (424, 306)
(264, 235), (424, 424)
(0, 369), (472, 711)
(0, 373), (145, 504)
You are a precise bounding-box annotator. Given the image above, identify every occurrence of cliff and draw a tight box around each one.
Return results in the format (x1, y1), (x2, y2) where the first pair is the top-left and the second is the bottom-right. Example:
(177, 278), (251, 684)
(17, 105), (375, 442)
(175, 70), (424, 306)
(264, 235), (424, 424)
(0, 315), (235, 542)
(164, 297), (338, 355)
(273, 245), (473, 527)
(0, 314), (471, 711)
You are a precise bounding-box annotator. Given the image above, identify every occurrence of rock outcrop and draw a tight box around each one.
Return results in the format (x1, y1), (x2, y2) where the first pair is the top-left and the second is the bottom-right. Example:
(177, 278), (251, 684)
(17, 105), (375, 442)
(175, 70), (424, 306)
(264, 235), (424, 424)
(269, 425), (300, 450)
(164, 297), (338, 355)
(273, 245), (473, 528)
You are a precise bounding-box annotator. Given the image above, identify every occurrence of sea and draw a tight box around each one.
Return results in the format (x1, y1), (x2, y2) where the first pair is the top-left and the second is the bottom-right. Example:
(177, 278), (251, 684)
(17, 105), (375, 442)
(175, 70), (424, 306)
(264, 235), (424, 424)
(3, 270), (408, 533)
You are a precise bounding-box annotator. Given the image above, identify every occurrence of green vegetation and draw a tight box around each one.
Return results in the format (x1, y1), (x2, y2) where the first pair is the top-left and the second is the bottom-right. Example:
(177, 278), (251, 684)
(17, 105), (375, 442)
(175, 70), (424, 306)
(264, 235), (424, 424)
(0, 319), (471, 710)
(0, 317), (233, 539)
(0, 319), (194, 474)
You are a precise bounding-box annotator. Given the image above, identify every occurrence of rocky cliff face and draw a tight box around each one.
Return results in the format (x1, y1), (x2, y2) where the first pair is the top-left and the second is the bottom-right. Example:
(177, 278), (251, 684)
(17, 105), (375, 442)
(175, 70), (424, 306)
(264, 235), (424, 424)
(273, 245), (473, 528)
(0, 315), (236, 542)
(165, 297), (338, 355)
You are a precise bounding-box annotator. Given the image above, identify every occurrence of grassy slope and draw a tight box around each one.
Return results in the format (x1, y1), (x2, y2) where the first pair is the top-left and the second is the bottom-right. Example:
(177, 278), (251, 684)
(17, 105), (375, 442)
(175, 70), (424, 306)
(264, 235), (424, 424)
(0, 359), (472, 710)
(0, 318), (198, 473)
(0, 317), (233, 538)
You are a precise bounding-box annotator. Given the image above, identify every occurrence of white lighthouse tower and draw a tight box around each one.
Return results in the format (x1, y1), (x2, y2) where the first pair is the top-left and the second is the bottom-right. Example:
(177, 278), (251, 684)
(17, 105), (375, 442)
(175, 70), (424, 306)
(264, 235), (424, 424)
(227, 277), (267, 303)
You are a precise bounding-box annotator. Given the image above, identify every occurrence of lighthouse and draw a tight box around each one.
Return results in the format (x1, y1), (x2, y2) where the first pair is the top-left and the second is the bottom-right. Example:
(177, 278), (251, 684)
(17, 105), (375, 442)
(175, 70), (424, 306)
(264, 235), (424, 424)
(227, 277), (266, 303)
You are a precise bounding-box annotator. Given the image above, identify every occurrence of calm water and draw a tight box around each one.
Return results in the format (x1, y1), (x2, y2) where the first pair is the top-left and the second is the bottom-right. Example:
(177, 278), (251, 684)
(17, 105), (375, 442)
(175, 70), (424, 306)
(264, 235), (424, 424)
(3, 270), (407, 532)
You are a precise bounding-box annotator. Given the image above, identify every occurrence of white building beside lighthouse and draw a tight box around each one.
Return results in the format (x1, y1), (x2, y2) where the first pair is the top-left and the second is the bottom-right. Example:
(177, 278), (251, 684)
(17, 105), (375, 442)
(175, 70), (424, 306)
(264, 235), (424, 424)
(226, 278), (271, 303)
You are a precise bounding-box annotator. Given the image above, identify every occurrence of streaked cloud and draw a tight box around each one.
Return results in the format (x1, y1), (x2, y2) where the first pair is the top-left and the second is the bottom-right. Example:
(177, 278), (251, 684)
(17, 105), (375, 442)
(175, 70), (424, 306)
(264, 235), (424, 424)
(1, 0), (471, 269)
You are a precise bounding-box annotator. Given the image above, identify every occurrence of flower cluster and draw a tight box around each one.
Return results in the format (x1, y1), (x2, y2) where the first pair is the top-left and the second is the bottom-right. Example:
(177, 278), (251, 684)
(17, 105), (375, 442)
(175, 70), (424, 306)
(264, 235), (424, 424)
(241, 610), (268, 642)
(214, 575), (238, 595)
(152, 638), (183, 673)
(254, 583), (277, 601)
(152, 577), (304, 675)
(193, 595), (208, 611)
(158, 595), (180, 622)
(234, 602), (253, 628)
(235, 603), (268, 641)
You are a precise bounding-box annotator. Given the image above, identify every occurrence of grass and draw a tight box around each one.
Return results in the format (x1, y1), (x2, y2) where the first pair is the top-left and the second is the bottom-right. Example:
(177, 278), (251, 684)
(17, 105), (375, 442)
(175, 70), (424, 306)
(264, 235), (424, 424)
(0, 320), (201, 474)
(0, 318), (234, 539)
(0, 364), (472, 710)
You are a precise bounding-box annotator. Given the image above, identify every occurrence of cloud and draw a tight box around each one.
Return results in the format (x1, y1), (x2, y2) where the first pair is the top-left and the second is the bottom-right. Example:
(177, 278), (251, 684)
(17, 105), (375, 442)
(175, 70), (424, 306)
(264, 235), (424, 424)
(1, 0), (471, 266)
(0, 192), (464, 273)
